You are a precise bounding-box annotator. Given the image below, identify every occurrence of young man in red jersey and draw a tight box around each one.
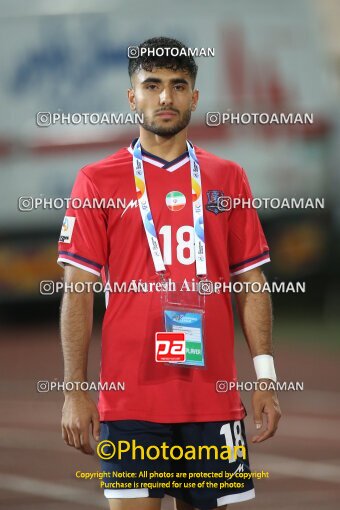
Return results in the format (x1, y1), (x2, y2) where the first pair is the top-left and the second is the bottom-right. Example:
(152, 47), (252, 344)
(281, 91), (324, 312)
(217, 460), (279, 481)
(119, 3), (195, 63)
(58, 37), (281, 510)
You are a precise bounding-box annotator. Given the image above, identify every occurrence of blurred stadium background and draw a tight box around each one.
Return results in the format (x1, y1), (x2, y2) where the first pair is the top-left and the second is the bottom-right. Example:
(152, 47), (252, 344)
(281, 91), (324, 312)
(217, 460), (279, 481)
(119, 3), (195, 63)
(0, 0), (339, 509)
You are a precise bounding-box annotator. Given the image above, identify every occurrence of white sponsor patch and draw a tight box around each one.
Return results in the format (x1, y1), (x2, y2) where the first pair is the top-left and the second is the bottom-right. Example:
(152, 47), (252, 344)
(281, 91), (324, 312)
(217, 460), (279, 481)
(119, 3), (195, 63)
(59, 216), (76, 243)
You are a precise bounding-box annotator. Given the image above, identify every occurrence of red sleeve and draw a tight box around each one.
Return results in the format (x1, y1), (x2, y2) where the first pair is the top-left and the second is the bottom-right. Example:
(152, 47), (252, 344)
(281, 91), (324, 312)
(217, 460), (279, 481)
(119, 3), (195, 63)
(228, 167), (270, 276)
(57, 168), (108, 276)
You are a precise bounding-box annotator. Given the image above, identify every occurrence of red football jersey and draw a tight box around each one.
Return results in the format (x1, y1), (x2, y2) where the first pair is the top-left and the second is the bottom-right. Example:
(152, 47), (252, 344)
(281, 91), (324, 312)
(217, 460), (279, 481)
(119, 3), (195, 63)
(57, 140), (270, 423)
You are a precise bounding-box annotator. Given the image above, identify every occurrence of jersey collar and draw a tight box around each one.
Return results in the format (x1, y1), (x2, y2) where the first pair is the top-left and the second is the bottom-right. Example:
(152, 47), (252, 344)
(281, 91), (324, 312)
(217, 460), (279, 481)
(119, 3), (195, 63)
(127, 138), (190, 172)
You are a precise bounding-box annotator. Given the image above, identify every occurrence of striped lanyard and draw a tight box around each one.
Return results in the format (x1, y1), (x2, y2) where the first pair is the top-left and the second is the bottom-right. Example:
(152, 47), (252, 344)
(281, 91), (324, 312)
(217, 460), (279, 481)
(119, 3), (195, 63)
(132, 138), (207, 277)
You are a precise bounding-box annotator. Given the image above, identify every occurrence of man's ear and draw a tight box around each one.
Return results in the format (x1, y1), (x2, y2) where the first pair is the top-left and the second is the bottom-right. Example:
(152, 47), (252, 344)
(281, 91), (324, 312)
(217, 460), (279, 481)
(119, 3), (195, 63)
(191, 88), (199, 111)
(127, 88), (136, 111)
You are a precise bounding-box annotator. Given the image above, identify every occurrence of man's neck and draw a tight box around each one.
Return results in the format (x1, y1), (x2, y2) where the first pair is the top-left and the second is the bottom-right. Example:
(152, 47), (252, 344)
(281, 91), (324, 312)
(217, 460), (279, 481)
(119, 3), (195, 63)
(138, 129), (188, 162)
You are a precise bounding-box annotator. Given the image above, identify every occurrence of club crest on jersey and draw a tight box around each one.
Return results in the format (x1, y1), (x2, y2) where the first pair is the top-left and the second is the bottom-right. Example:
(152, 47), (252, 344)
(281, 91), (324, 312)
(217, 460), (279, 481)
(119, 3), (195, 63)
(205, 190), (226, 215)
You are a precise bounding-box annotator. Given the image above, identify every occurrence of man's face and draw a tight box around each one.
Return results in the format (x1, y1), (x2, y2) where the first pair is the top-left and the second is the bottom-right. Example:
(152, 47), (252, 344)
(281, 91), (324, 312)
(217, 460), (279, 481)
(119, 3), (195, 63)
(128, 67), (198, 137)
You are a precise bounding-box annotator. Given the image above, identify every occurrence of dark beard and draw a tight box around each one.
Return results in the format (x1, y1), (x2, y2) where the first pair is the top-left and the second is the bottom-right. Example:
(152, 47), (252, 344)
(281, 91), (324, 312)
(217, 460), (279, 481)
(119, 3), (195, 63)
(138, 109), (192, 137)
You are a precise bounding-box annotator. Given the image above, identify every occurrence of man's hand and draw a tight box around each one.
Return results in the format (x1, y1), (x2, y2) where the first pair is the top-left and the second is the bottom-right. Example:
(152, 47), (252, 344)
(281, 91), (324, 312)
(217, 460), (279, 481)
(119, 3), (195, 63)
(251, 379), (281, 443)
(62, 391), (100, 455)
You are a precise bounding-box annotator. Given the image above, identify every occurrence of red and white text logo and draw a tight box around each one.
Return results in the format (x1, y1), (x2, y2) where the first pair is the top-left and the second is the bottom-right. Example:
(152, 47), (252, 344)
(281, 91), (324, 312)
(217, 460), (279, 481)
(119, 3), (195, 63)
(155, 332), (186, 362)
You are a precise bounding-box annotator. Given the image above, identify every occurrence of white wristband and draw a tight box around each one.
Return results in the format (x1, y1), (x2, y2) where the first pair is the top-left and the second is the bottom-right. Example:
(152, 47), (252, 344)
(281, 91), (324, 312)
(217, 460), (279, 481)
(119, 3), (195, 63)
(253, 354), (277, 382)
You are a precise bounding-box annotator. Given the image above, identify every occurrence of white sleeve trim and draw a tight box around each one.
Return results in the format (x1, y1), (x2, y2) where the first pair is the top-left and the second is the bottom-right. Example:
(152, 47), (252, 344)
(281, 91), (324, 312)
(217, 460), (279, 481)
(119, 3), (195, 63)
(230, 257), (270, 276)
(57, 257), (101, 277)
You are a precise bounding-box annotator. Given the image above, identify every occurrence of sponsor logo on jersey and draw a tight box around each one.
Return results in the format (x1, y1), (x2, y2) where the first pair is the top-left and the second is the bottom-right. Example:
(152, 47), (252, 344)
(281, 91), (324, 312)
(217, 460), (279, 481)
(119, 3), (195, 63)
(59, 216), (76, 243)
(120, 199), (139, 217)
(166, 191), (186, 212)
(205, 190), (227, 215)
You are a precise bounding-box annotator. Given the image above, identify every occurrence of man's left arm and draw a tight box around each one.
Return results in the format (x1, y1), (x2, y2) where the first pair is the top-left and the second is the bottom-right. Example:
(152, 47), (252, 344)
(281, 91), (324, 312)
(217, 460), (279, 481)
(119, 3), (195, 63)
(233, 266), (282, 443)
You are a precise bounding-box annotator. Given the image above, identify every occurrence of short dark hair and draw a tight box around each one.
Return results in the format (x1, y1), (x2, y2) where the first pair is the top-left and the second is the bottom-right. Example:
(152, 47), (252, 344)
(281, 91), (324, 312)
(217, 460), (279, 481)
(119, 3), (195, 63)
(128, 36), (198, 85)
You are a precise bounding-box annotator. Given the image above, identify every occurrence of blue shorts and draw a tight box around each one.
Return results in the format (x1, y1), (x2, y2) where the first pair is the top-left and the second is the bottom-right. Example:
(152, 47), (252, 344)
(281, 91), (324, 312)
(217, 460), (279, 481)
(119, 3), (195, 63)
(99, 419), (255, 510)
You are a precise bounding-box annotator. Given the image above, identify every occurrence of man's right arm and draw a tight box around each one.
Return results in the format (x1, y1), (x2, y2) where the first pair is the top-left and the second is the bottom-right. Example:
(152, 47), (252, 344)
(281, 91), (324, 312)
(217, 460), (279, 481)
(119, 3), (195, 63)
(60, 264), (100, 455)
